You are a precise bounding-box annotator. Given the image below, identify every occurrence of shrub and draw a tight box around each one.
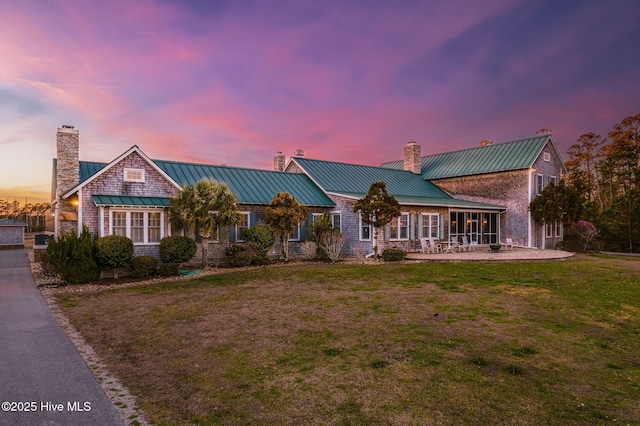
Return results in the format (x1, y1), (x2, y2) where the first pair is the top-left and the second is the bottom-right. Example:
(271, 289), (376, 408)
(320, 230), (345, 262)
(159, 236), (197, 264)
(158, 262), (180, 276)
(95, 235), (134, 278)
(224, 244), (255, 267)
(300, 241), (318, 260)
(381, 247), (407, 261)
(46, 225), (101, 284)
(243, 225), (274, 265)
(131, 256), (158, 278)
(243, 225), (275, 253)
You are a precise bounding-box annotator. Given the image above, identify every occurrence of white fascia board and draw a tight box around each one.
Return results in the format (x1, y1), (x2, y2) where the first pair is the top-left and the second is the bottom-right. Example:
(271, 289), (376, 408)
(62, 145), (182, 199)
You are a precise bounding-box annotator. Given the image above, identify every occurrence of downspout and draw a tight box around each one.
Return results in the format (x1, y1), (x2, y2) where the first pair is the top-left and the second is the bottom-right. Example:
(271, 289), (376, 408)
(527, 169), (533, 248)
(98, 206), (104, 237)
(76, 188), (83, 236)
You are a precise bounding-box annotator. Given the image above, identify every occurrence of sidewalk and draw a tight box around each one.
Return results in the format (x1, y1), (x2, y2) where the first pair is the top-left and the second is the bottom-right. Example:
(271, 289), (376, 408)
(0, 249), (124, 426)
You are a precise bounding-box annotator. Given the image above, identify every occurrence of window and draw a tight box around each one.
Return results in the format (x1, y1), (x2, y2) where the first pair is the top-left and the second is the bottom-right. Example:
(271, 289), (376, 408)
(389, 213), (410, 240)
(549, 176), (557, 186)
(330, 212), (341, 232)
(359, 216), (371, 241)
(109, 210), (164, 244)
(130, 212), (144, 243)
(113, 212), (127, 236)
(543, 152), (551, 162)
(536, 174), (545, 195)
(124, 168), (145, 182)
(288, 223), (301, 241)
(546, 221), (562, 238)
(421, 214), (440, 238)
(148, 212), (161, 243)
(236, 213), (250, 242)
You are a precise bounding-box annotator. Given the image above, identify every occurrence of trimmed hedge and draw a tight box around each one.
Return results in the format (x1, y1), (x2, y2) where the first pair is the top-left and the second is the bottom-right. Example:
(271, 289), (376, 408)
(131, 256), (158, 278)
(95, 235), (134, 278)
(159, 235), (197, 264)
(381, 247), (407, 261)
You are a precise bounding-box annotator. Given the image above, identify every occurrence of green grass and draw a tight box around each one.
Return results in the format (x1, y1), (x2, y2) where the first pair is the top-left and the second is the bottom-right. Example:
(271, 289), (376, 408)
(54, 255), (640, 425)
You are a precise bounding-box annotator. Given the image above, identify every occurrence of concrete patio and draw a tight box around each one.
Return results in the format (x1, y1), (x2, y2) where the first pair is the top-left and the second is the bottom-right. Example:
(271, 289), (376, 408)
(406, 246), (574, 262)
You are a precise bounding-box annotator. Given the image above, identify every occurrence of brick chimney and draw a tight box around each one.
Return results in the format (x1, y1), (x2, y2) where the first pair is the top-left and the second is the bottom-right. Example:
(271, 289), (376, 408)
(403, 141), (421, 174)
(55, 125), (80, 236)
(274, 151), (285, 171)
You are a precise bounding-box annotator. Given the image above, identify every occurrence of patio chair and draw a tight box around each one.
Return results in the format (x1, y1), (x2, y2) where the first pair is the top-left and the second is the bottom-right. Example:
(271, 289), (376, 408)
(419, 237), (429, 254)
(427, 237), (442, 253)
(505, 238), (514, 250)
(459, 236), (471, 252)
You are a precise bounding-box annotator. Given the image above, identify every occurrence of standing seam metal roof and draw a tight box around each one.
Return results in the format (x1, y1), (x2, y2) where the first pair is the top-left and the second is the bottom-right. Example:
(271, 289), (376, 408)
(292, 157), (452, 198)
(380, 136), (551, 180)
(72, 158), (333, 207)
(153, 160), (334, 206)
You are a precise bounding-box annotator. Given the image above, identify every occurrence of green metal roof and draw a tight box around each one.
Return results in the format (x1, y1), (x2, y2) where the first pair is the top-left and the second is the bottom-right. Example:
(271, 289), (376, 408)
(71, 157), (333, 207)
(380, 136), (551, 180)
(53, 159), (108, 184)
(292, 157), (452, 199)
(331, 193), (504, 210)
(154, 160), (334, 207)
(92, 195), (170, 207)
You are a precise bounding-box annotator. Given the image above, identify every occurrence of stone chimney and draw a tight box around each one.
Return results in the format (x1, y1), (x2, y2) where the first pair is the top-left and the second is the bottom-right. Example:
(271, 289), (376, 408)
(274, 151), (285, 171)
(55, 125), (80, 236)
(403, 141), (421, 174)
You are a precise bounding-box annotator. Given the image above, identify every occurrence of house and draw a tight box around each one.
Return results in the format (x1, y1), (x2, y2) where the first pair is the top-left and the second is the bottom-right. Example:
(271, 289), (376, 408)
(379, 136), (567, 249)
(284, 153), (505, 254)
(0, 218), (27, 248)
(50, 126), (334, 258)
(51, 125), (566, 260)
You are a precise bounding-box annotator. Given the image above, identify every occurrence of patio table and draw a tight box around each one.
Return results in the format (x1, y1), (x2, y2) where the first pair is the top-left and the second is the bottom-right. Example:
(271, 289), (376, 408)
(441, 241), (460, 253)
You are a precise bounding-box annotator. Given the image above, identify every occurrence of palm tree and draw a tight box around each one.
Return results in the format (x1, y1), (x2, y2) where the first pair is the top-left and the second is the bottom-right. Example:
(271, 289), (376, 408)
(169, 180), (241, 267)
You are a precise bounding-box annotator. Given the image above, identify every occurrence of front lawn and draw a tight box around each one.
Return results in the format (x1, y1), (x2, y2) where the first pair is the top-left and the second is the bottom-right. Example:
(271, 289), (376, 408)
(55, 256), (640, 425)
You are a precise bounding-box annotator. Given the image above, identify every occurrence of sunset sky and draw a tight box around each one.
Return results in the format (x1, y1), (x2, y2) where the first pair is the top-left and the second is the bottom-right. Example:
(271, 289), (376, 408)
(1, 0), (639, 203)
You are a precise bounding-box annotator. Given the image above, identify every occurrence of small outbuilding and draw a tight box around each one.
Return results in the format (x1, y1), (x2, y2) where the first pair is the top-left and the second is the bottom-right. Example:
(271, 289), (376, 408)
(0, 218), (28, 248)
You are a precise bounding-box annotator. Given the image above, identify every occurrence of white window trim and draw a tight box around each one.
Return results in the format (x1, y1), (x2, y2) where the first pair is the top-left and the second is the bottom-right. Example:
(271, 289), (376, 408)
(543, 152), (551, 162)
(235, 212), (251, 242)
(108, 208), (164, 245)
(311, 213), (323, 222)
(124, 168), (145, 183)
(389, 212), (410, 241)
(288, 223), (301, 241)
(359, 215), (371, 241)
(421, 213), (440, 239)
(535, 174), (545, 195)
(330, 211), (342, 233)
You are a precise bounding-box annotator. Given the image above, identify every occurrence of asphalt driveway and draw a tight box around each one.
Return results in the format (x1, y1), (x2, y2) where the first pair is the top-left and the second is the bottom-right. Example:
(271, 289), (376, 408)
(0, 249), (123, 426)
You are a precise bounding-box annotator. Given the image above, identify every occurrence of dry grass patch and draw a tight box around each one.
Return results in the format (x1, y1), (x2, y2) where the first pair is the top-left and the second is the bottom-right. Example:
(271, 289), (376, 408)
(54, 256), (640, 425)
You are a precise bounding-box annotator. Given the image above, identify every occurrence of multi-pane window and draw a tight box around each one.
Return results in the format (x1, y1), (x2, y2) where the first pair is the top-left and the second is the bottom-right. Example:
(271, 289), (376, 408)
(330, 212), (341, 232)
(546, 221), (562, 238)
(130, 212), (145, 243)
(148, 212), (161, 243)
(236, 213), (250, 241)
(389, 213), (409, 240)
(110, 210), (163, 244)
(360, 216), (371, 241)
(124, 168), (145, 182)
(113, 212), (127, 236)
(536, 174), (545, 195)
(421, 214), (439, 238)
